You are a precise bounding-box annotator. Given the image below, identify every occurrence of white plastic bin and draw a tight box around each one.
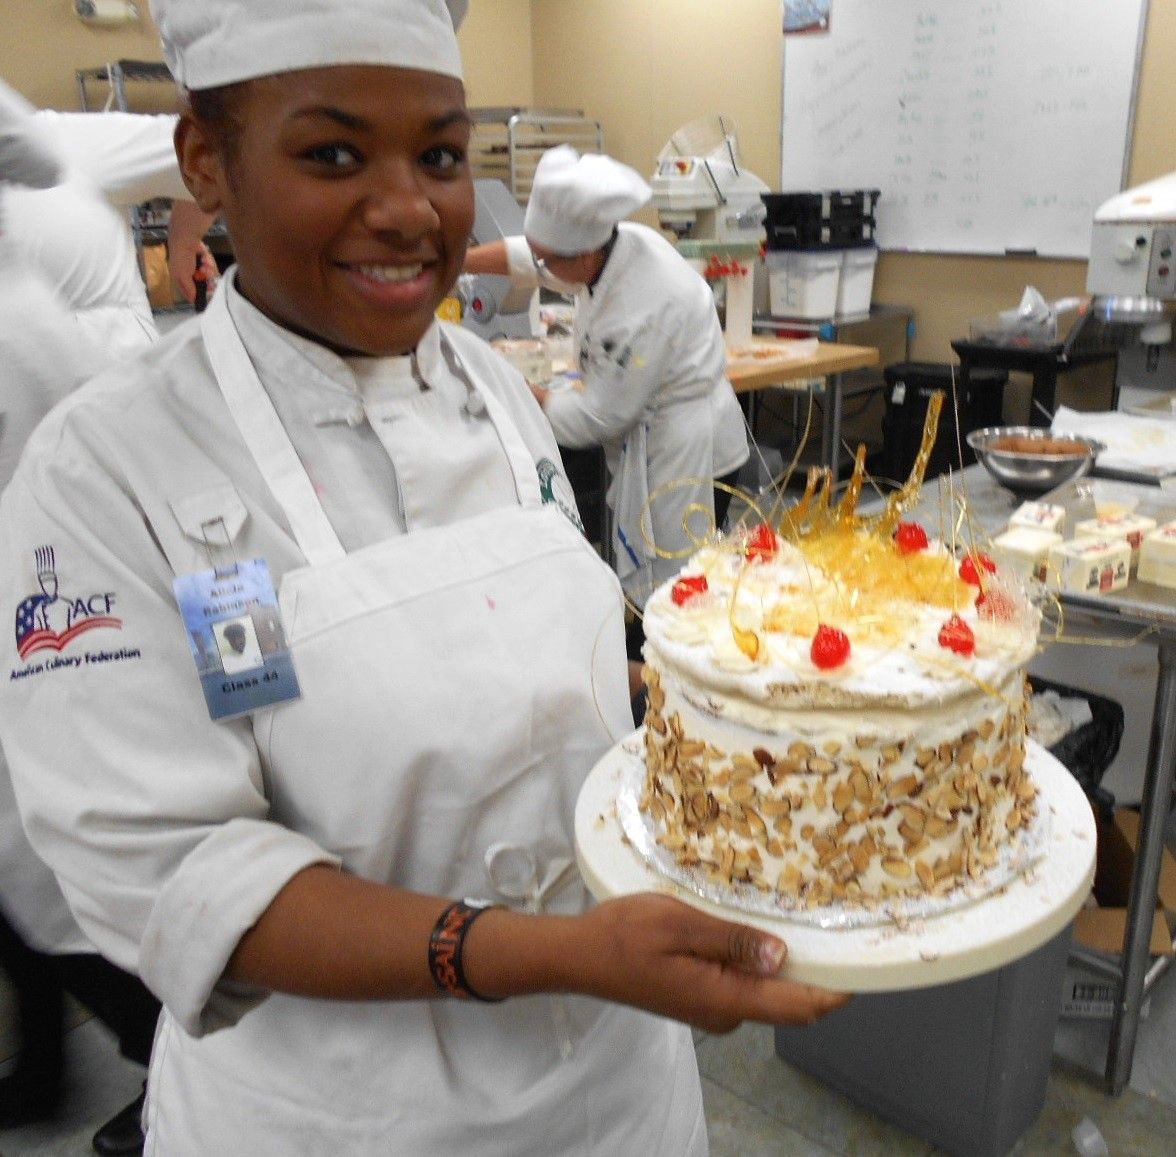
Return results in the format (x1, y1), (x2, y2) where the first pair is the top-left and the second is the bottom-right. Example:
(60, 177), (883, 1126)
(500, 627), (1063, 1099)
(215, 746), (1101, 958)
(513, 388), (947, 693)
(766, 249), (841, 319)
(836, 245), (878, 316)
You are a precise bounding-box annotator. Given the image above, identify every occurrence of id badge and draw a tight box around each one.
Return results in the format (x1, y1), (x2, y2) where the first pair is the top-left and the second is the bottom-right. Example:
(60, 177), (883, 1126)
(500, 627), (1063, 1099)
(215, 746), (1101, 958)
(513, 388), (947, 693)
(173, 558), (301, 721)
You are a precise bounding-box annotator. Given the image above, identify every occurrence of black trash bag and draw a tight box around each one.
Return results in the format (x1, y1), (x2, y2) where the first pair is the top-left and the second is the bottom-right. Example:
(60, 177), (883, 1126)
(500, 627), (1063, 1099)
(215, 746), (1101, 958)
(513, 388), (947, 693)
(1028, 675), (1124, 819)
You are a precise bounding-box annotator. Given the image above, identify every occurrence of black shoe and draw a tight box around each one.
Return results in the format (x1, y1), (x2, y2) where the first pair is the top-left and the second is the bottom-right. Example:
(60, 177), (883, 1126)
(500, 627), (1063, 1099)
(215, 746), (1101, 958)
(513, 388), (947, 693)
(0, 1070), (61, 1127)
(91, 1087), (146, 1156)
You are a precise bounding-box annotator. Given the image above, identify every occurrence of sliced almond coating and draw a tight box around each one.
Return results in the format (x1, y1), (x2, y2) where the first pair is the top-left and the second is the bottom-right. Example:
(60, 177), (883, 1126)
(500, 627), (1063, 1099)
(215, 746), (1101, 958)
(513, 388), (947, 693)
(850, 769), (872, 802)
(760, 797), (792, 817)
(898, 804), (926, 832)
(849, 842), (873, 875)
(777, 864), (803, 894)
(832, 782), (855, 814)
(887, 774), (919, 799)
(729, 781), (756, 804)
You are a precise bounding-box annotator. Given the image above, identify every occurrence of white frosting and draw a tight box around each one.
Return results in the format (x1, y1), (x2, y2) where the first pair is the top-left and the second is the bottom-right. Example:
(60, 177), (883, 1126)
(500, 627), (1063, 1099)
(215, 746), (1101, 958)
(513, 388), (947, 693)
(643, 534), (1039, 711)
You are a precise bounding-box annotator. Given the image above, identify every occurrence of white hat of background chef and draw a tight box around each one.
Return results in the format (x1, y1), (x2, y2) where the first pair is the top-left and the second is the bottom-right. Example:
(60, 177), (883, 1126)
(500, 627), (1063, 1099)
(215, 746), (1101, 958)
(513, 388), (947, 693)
(148, 0), (469, 90)
(524, 145), (652, 256)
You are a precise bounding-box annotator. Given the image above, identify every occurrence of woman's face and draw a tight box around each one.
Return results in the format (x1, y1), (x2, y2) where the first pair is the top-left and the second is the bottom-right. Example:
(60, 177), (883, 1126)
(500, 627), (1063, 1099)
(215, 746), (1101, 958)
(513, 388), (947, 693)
(177, 66), (474, 357)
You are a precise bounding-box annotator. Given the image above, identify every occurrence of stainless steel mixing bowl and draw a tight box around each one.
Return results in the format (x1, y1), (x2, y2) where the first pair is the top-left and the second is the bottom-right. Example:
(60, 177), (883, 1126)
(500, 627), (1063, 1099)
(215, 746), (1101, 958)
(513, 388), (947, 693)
(966, 426), (1103, 495)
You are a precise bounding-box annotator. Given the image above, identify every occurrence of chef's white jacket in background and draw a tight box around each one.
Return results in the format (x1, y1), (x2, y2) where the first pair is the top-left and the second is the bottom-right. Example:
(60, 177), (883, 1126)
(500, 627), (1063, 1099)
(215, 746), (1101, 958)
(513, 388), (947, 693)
(2, 110), (185, 361)
(505, 222), (748, 605)
(0, 273), (705, 1154)
(0, 240), (105, 954)
(0, 88), (138, 955)
(0, 97), (192, 956)
(0, 80), (60, 189)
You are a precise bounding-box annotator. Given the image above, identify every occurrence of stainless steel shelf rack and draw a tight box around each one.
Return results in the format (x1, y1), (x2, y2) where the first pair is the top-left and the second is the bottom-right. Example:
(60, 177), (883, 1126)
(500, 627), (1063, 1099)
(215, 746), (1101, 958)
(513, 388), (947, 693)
(470, 107), (603, 205)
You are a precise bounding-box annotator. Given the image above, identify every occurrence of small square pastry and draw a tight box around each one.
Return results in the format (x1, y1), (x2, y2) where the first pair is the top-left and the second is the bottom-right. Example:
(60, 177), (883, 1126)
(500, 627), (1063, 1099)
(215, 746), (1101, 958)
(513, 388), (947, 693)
(1138, 520), (1176, 590)
(991, 526), (1063, 582)
(1047, 538), (1131, 595)
(1009, 501), (1066, 535)
(1074, 512), (1157, 570)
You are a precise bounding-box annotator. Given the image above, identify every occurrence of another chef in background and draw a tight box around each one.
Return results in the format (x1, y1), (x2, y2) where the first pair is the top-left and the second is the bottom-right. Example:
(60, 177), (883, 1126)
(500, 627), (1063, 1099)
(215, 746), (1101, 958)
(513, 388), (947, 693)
(3, 96), (217, 357)
(1, 78), (221, 1155)
(464, 145), (749, 648)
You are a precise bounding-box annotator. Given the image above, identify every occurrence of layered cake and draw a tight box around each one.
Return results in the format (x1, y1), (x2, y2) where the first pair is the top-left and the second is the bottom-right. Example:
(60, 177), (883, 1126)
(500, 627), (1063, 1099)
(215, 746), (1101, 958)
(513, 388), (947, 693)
(639, 466), (1042, 909)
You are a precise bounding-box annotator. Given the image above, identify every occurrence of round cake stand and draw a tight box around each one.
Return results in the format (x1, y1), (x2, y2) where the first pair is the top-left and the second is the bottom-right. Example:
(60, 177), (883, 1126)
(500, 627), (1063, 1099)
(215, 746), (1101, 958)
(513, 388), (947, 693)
(575, 736), (1095, 993)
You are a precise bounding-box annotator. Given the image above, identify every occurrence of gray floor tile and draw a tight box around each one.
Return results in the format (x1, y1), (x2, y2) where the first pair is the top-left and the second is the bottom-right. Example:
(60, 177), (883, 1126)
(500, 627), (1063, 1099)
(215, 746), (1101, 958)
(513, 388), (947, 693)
(1009, 1059), (1176, 1156)
(702, 1077), (839, 1157)
(696, 1024), (935, 1156)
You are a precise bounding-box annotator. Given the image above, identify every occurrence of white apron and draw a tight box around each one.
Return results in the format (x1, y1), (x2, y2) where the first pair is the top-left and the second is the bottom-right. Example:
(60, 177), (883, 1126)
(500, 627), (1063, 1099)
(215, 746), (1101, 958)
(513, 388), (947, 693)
(610, 396), (715, 609)
(144, 291), (706, 1155)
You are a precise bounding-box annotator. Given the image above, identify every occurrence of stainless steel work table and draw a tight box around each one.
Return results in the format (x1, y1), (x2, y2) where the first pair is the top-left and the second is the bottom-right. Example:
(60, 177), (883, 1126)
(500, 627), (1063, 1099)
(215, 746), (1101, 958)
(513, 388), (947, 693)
(889, 464), (1176, 1095)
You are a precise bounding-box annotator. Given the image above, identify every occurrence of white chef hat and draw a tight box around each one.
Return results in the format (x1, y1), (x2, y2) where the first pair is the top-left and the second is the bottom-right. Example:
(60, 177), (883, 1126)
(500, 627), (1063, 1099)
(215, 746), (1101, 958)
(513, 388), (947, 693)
(148, 0), (469, 91)
(524, 145), (652, 256)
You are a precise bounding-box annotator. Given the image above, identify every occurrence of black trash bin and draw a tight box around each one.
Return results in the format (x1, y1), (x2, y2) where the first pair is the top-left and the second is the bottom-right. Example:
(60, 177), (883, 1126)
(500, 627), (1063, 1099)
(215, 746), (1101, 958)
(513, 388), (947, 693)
(1028, 675), (1124, 820)
(881, 361), (1008, 482)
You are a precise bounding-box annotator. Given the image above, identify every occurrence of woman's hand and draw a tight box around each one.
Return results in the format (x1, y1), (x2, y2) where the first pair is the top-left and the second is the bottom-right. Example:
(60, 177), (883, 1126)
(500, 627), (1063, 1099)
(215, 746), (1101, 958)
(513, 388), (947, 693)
(552, 893), (850, 1033)
(166, 200), (220, 305)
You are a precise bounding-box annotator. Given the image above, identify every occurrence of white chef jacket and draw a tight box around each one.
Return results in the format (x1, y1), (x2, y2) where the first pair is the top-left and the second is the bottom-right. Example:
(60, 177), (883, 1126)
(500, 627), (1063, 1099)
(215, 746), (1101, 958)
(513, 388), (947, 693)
(0, 275), (705, 1153)
(0, 236), (107, 953)
(0, 80), (59, 189)
(1, 110), (185, 362)
(0, 102), (182, 953)
(505, 223), (748, 603)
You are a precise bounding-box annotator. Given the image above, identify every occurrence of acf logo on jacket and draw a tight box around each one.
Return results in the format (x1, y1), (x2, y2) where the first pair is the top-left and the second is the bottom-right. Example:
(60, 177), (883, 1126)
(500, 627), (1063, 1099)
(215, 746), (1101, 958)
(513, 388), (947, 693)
(11, 545), (138, 676)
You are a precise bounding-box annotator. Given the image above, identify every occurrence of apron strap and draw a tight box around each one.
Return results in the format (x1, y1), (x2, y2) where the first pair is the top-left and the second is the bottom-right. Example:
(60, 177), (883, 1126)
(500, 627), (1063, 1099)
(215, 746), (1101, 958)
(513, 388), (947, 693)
(430, 330), (542, 511)
(201, 276), (347, 567)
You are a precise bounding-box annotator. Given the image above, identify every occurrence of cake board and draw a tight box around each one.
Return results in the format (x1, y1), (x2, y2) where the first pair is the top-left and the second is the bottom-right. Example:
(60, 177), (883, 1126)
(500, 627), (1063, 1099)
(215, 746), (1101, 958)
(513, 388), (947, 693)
(575, 734), (1095, 993)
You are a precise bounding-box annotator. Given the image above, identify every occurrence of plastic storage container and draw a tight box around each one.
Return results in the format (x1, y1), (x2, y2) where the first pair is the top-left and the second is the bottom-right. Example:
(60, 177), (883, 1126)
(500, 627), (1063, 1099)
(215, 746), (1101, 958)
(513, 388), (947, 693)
(881, 361), (1009, 481)
(775, 925), (1073, 1157)
(766, 249), (842, 319)
(762, 189), (879, 250)
(835, 245), (878, 316)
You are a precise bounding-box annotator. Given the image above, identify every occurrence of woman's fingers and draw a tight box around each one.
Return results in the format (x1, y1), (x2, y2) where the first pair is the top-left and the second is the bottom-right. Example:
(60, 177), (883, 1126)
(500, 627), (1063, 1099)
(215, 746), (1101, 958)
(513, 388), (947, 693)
(578, 894), (851, 1031)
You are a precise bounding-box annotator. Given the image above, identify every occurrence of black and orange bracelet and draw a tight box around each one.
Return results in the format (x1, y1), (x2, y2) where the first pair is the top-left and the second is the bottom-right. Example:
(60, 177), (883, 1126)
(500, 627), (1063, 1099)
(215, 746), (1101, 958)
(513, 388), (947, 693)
(427, 899), (505, 1002)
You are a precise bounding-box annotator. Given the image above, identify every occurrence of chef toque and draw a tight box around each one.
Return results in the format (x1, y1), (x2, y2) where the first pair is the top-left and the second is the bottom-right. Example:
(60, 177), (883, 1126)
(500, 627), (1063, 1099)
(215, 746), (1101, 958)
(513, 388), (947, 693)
(524, 145), (652, 256)
(148, 0), (468, 91)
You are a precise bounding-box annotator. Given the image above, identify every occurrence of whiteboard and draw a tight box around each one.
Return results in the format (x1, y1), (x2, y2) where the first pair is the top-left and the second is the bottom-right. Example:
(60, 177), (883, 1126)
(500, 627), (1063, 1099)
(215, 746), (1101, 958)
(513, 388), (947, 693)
(780, 0), (1148, 258)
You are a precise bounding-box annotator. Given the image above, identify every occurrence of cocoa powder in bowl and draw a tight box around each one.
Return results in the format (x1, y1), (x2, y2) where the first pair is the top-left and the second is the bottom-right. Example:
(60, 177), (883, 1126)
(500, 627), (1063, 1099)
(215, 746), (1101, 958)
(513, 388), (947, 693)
(988, 435), (1089, 457)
